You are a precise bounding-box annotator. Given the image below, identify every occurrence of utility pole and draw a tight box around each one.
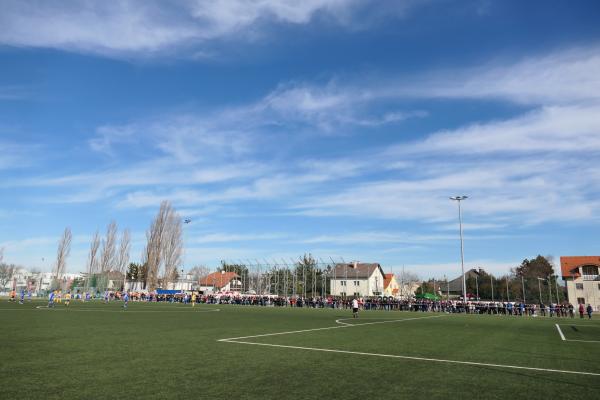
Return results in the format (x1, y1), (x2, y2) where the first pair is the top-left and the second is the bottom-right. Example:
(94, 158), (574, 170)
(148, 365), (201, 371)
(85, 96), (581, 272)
(450, 196), (468, 302)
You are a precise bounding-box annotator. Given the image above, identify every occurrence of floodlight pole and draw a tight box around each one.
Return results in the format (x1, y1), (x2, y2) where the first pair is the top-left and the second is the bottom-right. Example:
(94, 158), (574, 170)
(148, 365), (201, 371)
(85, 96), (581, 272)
(537, 278), (542, 304)
(450, 196), (468, 303)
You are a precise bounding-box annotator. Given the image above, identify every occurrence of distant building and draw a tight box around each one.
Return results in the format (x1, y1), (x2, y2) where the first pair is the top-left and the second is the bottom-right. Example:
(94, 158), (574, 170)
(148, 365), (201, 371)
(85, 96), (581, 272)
(561, 256), (600, 311)
(199, 271), (241, 293)
(383, 274), (399, 297)
(1, 269), (81, 294)
(330, 262), (386, 297)
(446, 268), (487, 298)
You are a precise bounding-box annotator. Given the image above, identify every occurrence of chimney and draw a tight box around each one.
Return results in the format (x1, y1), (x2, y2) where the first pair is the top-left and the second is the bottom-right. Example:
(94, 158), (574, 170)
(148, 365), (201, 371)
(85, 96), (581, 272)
(353, 261), (358, 269)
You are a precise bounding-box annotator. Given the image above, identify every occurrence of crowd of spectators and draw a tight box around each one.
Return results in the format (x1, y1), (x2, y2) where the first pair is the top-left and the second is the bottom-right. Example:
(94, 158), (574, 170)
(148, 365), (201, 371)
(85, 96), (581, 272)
(91, 290), (594, 318)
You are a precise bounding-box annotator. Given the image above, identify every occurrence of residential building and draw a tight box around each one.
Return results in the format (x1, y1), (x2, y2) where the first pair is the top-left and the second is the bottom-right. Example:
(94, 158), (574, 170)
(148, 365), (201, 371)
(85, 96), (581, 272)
(330, 262), (386, 297)
(199, 271), (242, 293)
(383, 274), (399, 297)
(446, 268), (487, 297)
(561, 256), (600, 311)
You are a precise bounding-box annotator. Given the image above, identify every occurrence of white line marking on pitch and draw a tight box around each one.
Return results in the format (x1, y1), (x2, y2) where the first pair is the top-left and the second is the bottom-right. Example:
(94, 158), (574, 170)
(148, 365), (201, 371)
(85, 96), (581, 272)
(556, 324), (566, 341)
(334, 319), (352, 326)
(225, 340), (600, 377)
(220, 315), (446, 342)
(220, 316), (600, 376)
(565, 339), (600, 343)
(559, 324), (600, 328)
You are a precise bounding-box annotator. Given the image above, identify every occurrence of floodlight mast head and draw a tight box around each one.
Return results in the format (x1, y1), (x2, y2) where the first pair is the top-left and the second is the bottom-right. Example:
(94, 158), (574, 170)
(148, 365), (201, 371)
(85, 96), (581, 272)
(449, 195), (468, 201)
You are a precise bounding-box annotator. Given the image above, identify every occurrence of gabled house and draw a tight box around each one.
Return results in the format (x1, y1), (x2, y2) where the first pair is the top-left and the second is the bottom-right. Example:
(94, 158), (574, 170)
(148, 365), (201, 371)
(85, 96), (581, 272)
(447, 268), (486, 295)
(199, 271), (241, 293)
(561, 256), (600, 311)
(330, 262), (386, 297)
(383, 274), (399, 297)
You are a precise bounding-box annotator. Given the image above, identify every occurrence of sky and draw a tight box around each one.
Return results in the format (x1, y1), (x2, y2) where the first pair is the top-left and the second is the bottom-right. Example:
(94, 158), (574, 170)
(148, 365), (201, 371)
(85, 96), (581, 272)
(1, 0), (600, 279)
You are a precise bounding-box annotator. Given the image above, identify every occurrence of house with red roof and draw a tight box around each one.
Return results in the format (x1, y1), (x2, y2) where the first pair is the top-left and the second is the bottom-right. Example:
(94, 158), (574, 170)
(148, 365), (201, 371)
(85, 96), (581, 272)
(560, 256), (600, 311)
(383, 274), (399, 297)
(199, 271), (242, 293)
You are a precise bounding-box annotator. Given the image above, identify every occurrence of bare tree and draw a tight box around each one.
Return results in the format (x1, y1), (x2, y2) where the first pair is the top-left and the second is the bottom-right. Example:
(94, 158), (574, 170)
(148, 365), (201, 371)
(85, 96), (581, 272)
(189, 265), (210, 282)
(143, 201), (171, 290)
(116, 229), (131, 274)
(53, 227), (72, 288)
(86, 231), (101, 288)
(99, 221), (118, 273)
(0, 263), (16, 290)
(162, 211), (183, 288)
(398, 269), (420, 298)
(0, 247), (4, 265)
(114, 229), (131, 290)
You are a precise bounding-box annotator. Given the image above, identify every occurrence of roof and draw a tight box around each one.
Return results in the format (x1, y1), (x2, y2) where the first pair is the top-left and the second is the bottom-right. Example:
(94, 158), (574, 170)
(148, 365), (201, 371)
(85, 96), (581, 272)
(332, 263), (383, 279)
(447, 268), (486, 292)
(199, 271), (239, 287)
(560, 256), (600, 279)
(384, 274), (394, 289)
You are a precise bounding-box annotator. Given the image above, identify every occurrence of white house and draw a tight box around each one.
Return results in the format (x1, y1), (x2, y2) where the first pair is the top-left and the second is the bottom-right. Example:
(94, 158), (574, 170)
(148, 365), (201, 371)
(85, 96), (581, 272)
(561, 256), (600, 311)
(330, 262), (386, 297)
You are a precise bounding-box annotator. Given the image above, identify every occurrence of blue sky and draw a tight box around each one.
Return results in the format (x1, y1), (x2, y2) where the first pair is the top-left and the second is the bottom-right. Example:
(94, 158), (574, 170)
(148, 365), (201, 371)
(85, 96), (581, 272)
(1, 0), (600, 278)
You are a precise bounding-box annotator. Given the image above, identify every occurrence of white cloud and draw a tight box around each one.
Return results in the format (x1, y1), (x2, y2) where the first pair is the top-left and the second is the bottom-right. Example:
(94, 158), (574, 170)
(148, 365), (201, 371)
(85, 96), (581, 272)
(400, 46), (600, 105)
(0, 0), (417, 57)
(398, 104), (600, 155)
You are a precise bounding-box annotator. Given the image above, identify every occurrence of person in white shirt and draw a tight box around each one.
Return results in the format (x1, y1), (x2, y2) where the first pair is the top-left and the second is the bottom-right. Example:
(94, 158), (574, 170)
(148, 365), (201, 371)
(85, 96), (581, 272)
(352, 298), (359, 319)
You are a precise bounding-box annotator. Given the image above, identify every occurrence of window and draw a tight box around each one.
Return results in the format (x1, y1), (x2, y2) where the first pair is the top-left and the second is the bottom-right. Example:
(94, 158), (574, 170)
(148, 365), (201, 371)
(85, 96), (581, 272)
(577, 297), (585, 304)
(340, 281), (346, 286)
(354, 292), (360, 297)
(576, 283), (583, 290)
(340, 292), (346, 297)
(354, 281), (360, 286)
(582, 265), (599, 280)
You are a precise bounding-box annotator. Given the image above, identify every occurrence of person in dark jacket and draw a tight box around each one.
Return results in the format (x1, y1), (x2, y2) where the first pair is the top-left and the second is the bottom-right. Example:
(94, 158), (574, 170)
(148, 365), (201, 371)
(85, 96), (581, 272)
(587, 304), (593, 319)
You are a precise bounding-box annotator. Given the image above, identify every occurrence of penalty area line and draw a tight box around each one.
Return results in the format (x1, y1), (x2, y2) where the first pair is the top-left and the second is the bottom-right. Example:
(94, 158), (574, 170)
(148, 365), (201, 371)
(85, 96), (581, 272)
(223, 340), (600, 377)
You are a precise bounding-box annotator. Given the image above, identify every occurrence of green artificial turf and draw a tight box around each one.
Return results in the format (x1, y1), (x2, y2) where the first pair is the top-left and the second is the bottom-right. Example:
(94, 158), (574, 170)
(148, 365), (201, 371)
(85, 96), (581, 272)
(1, 300), (599, 399)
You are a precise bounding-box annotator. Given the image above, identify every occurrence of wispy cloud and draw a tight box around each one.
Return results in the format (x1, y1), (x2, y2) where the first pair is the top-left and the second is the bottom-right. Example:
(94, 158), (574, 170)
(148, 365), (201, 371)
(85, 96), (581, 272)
(0, 0), (420, 58)
(10, 46), (600, 230)
(396, 46), (600, 105)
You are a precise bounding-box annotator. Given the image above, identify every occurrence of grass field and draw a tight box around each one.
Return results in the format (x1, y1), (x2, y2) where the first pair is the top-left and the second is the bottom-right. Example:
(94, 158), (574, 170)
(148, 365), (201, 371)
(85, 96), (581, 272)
(1, 301), (599, 399)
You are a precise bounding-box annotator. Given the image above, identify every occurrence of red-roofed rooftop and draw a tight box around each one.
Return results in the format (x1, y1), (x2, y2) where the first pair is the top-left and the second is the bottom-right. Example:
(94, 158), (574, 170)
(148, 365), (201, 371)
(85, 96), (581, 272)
(199, 271), (239, 288)
(560, 256), (600, 279)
